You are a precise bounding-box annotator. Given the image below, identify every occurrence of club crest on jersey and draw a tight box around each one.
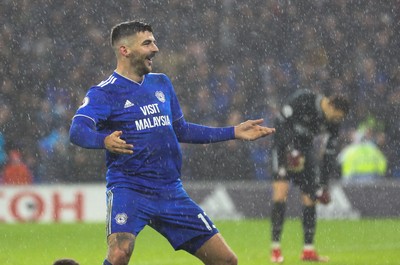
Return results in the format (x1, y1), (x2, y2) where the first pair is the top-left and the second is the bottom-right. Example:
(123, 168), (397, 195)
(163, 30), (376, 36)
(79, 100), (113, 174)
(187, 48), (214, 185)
(155, 91), (165, 103)
(115, 213), (128, 225)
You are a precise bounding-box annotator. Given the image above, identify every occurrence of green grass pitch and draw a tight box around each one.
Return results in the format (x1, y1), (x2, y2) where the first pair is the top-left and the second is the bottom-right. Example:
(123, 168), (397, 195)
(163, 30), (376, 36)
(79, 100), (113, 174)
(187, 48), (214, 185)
(1, 219), (399, 265)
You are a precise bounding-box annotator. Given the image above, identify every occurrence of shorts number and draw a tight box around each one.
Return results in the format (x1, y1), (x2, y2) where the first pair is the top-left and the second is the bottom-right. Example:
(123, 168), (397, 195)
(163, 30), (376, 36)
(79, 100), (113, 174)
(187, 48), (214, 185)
(197, 212), (212, 231)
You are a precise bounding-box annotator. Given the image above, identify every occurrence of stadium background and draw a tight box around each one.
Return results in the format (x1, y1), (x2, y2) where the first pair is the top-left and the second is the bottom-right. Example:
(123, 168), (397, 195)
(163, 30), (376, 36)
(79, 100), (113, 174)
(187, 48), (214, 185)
(1, 2), (399, 185)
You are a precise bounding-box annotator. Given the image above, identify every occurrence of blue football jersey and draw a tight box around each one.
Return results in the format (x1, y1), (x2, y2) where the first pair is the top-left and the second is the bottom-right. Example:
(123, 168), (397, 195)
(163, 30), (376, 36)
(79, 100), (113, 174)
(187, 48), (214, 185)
(74, 72), (184, 191)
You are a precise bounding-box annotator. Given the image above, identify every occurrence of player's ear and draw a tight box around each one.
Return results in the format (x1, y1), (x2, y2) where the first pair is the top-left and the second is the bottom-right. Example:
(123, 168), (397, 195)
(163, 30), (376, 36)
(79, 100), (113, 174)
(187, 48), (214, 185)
(119, 45), (129, 57)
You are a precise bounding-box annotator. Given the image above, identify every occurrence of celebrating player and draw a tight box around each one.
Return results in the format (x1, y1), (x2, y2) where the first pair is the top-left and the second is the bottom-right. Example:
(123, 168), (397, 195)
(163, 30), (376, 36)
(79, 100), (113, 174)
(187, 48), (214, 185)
(269, 89), (349, 263)
(69, 20), (275, 265)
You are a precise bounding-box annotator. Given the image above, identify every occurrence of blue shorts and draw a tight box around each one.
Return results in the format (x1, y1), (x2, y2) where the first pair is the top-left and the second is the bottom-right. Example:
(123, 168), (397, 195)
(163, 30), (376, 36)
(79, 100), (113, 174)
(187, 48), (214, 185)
(105, 186), (219, 254)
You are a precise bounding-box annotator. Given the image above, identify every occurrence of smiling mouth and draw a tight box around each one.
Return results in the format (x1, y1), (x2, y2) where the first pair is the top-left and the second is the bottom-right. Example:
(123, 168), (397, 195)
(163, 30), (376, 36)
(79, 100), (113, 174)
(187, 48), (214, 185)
(145, 56), (153, 65)
(146, 52), (156, 61)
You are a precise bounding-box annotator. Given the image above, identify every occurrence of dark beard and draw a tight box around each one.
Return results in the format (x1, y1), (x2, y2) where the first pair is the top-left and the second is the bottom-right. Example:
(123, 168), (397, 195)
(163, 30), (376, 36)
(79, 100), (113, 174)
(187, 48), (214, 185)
(132, 59), (151, 76)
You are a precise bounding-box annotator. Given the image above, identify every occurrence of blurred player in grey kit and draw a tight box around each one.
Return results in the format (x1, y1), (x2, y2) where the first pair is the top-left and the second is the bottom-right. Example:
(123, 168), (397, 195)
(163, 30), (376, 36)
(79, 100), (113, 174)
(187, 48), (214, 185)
(269, 89), (349, 263)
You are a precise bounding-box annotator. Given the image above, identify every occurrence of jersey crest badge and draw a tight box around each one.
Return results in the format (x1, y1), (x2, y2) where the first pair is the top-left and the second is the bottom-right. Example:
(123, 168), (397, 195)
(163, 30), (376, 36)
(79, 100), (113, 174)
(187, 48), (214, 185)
(115, 213), (128, 225)
(155, 91), (166, 103)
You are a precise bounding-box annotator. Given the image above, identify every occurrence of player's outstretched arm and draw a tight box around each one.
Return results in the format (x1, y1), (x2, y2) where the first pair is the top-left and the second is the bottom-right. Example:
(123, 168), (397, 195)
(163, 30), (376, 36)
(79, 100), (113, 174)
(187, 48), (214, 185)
(104, 131), (134, 154)
(234, 119), (275, 141)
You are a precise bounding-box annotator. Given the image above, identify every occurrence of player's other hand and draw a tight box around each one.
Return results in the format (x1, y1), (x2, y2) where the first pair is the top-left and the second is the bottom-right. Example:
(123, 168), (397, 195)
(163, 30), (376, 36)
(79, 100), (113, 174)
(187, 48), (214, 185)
(104, 131), (134, 154)
(234, 119), (275, 141)
(316, 187), (331, 205)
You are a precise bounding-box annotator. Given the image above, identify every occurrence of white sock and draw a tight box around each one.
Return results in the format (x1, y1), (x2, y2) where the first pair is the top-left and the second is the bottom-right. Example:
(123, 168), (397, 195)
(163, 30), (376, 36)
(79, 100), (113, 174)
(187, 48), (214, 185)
(303, 244), (314, 250)
(271, 242), (281, 249)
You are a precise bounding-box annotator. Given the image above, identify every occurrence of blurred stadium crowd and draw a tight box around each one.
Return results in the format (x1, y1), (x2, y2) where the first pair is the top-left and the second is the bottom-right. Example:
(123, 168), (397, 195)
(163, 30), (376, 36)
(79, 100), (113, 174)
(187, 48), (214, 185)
(1, 0), (399, 183)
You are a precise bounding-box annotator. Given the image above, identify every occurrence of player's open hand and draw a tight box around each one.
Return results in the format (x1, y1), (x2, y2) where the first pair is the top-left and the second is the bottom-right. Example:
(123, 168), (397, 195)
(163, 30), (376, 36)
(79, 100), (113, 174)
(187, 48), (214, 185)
(234, 119), (275, 141)
(104, 131), (134, 154)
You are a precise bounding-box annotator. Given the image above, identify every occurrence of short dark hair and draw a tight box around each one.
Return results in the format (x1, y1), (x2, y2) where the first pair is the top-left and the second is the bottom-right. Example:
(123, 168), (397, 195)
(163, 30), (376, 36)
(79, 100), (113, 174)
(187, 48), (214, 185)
(110, 20), (153, 47)
(329, 95), (350, 115)
(53, 259), (79, 265)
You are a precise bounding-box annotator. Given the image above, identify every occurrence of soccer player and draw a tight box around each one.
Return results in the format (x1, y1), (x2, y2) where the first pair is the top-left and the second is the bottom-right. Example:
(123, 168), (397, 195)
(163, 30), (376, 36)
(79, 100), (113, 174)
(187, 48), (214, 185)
(269, 89), (349, 263)
(69, 20), (275, 265)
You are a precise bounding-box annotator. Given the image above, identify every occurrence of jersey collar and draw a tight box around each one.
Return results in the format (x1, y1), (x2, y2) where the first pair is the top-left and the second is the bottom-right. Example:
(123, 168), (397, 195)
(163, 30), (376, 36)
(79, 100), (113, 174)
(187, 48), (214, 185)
(113, 71), (146, 86)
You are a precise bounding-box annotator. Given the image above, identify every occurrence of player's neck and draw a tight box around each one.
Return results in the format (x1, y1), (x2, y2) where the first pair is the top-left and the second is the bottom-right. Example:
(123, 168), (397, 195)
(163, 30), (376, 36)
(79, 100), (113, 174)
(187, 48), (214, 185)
(115, 67), (143, 83)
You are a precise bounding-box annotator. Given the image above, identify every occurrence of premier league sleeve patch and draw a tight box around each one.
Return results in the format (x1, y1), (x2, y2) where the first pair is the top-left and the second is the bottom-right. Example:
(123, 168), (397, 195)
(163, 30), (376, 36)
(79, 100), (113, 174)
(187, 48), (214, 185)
(78, 96), (90, 109)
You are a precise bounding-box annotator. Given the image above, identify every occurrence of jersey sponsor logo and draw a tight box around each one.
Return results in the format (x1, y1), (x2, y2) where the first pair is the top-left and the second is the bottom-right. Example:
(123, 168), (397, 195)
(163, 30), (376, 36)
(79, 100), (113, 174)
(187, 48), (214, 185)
(115, 213), (128, 225)
(155, 91), (166, 103)
(124, 100), (134, 108)
(78, 97), (89, 109)
(140, 103), (160, 115)
(135, 103), (170, 130)
(135, 115), (171, 131)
